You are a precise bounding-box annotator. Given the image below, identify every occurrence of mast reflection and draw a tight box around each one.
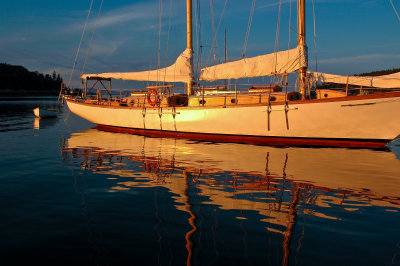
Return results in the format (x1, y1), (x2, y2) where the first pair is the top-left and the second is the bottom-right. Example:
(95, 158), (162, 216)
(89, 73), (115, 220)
(61, 128), (400, 265)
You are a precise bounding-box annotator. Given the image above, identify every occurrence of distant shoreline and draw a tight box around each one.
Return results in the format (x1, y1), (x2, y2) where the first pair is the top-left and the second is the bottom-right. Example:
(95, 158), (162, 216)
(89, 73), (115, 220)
(0, 63), (63, 97)
(0, 95), (58, 101)
(0, 90), (59, 97)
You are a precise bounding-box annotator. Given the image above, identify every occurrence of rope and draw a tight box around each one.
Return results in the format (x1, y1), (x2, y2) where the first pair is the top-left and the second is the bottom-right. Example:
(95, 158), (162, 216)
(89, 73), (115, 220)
(163, 0), (173, 83)
(157, 0), (163, 82)
(67, 0), (94, 88)
(271, 0), (282, 85)
(209, 0), (216, 64)
(148, 33), (157, 88)
(288, 0), (292, 51)
(213, 0), (228, 56)
(205, 0), (228, 67)
(273, 0), (282, 75)
(312, 0), (318, 72)
(166, 0), (173, 62)
(389, 0), (400, 23)
(286, 0), (292, 79)
(242, 0), (256, 58)
(195, 0), (203, 78)
(81, 0), (104, 76)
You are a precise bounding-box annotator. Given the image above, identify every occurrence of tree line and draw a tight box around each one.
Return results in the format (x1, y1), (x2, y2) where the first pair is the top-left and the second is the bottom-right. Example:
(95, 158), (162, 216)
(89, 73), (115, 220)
(317, 67), (400, 89)
(356, 68), (400, 77)
(0, 63), (63, 96)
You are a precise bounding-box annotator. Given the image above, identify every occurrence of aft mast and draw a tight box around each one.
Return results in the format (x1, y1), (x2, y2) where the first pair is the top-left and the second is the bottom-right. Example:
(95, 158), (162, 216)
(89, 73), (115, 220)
(187, 0), (194, 96)
(298, 0), (308, 99)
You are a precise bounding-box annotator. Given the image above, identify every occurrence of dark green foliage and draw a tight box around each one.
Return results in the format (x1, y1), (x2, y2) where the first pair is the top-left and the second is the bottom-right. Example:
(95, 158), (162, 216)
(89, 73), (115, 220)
(355, 68), (400, 77)
(317, 68), (400, 89)
(0, 63), (63, 96)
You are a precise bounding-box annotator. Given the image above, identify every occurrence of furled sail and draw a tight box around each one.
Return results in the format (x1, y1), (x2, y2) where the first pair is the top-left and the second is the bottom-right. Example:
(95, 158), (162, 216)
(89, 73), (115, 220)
(199, 45), (307, 81)
(310, 71), (400, 89)
(81, 49), (193, 83)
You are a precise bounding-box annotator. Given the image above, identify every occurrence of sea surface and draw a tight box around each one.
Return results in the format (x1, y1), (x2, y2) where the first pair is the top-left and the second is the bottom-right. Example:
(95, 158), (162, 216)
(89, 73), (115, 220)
(0, 98), (400, 266)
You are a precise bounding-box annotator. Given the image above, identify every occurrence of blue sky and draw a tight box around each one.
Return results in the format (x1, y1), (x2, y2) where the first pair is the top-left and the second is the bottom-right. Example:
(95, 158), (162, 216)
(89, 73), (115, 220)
(1, 0), (399, 88)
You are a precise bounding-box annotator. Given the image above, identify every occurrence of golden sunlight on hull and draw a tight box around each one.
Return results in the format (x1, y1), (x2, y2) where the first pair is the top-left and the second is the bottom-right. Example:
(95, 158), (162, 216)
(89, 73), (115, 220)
(66, 92), (400, 147)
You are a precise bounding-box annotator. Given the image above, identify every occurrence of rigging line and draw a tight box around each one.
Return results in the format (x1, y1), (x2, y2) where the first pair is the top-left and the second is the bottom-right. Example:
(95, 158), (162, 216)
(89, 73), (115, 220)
(273, 0), (282, 75)
(148, 32), (158, 88)
(242, 0), (257, 58)
(158, 0), (163, 72)
(281, 0), (292, 87)
(174, 0), (180, 58)
(81, 0), (104, 76)
(67, 0), (94, 88)
(213, 0), (228, 58)
(287, 0), (292, 62)
(163, 0), (173, 83)
(195, 0), (203, 77)
(195, 0), (199, 71)
(209, 0), (216, 65)
(312, 0), (318, 72)
(205, 0), (229, 67)
(389, 0), (400, 23)
(194, 0), (199, 53)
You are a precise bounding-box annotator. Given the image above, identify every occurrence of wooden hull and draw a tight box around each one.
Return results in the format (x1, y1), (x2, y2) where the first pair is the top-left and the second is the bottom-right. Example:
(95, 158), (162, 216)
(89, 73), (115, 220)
(66, 92), (400, 148)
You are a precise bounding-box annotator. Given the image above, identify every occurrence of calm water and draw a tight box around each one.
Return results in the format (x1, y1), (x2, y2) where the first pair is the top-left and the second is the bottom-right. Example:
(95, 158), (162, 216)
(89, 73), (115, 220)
(1, 99), (400, 265)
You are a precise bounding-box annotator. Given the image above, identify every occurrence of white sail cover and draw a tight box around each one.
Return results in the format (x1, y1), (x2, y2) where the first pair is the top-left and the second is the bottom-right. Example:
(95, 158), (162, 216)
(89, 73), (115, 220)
(310, 71), (400, 88)
(81, 49), (193, 83)
(199, 46), (307, 81)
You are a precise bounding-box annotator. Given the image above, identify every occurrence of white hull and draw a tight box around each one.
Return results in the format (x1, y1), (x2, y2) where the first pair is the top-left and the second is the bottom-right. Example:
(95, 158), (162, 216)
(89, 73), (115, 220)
(66, 93), (400, 147)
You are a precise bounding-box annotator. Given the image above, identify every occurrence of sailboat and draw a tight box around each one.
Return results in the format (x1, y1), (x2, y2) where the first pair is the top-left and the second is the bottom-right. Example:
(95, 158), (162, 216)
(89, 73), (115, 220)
(64, 0), (400, 148)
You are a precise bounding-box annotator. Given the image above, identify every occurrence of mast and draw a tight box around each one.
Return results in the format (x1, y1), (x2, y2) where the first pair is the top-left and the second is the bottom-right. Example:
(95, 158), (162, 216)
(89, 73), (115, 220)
(297, 0), (308, 99)
(187, 0), (194, 95)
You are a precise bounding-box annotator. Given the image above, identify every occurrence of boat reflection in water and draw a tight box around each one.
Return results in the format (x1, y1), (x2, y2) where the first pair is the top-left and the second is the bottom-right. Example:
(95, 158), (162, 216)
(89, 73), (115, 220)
(33, 117), (58, 130)
(62, 128), (400, 265)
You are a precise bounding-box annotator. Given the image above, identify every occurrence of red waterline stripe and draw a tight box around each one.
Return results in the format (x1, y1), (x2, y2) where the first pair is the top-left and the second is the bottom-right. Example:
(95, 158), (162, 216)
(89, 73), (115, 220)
(95, 124), (389, 149)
